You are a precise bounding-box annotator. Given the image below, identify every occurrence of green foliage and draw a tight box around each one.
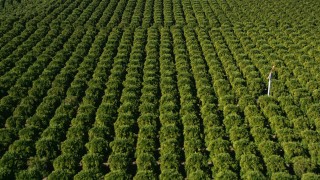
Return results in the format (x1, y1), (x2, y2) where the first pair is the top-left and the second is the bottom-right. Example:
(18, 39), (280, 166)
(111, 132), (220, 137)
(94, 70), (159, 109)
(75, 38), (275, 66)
(9, 139), (35, 158)
(0, 128), (16, 154)
(74, 170), (102, 180)
(110, 138), (134, 154)
(205, 127), (226, 141)
(240, 154), (263, 173)
(134, 170), (157, 180)
(301, 173), (320, 180)
(219, 95), (236, 109)
(250, 127), (271, 143)
(53, 154), (79, 173)
(307, 103), (320, 119)
(234, 140), (257, 160)
(81, 153), (104, 170)
(271, 172), (296, 180)
(308, 143), (320, 165)
(136, 138), (156, 155)
(85, 138), (108, 155)
(213, 153), (238, 174)
(276, 128), (299, 142)
(264, 155), (287, 175)
(291, 156), (315, 178)
(269, 116), (288, 131)
(0, 167), (14, 180)
(61, 138), (85, 158)
(242, 171), (266, 180)
(160, 125), (181, 143)
(18, 126), (41, 140)
(15, 169), (42, 180)
(223, 113), (243, 131)
(88, 126), (112, 140)
(223, 104), (240, 117)
(215, 170), (238, 180)
(229, 126), (250, 142)
(208, 138), (232, 155)
(301, 130), (320, 146)
(107, 153), (131, 171)
(104, 170), (132, 180)
(35, 138), (59, 160)
(188, 170), (211, 180)
(159, 153), (180, 171)
(185, 153), (207, 176)
(159, 169), (183, 180)
(282, 142), (306, 162)
(1, 1), (320, 178)
(136, 153), (157, 171)
(238, 95), (255, 110)
(48, 170), (73, 180)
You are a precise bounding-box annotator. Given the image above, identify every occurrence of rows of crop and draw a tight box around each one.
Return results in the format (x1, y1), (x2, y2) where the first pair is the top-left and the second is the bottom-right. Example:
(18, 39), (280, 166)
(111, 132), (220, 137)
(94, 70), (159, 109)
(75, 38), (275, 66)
(94, 0), (117, 28)
(209, 26), (287, 179)
(88, 27), (134, 179)
(231, 24), (320, 178)
(258, 95), (312, 178)
(153, 0), (163, 26)
(197, 28), (251, 180)
(172, 0), (185, 26)
(0, 0), (61, 36)
(207, 0), (231, 27)
(239, 24), (319, 127)
(56, 0), (93, 28)
(118, 0), (136, 28)
(1, 0), (320, 179)
(0, 0), (106, 129)
(163, 0), (174, 26)
(219, 26), (265, 99)
(0, 26), (56, 96)
(185, 27), (243, 179)
(1, 0), (122, 131)
(189, 0), (209, 27)
(266, 25), (320, 107)
(222, 0), (248, 23)
(0, 0), (37, 9)
(3, 0), (320, 29)
(129, 0), (145, 28)
(215, 24), (320, 178)
(234, 0), (320, 26)
(253, 26), (320, 177)
(172, 26), (210, 179)
(0, 0), (86, 86)
(70, 0), (102, 27)
(198, 0), (220, 27)
(157, 27), (183, 179)
(70, 26), (122, 180)
(0, 27), (73, 130)
(216, 0), (240, 25)
(106, 0), (128, 28)
(0, 25), (90, 179)
(141, 0), (154, 27)
(133, 27), (160, 179)
(0, 0), (75, 73)
(45, 28), (109, 180)
(180, 0), (197, 27)
(6, 27), (84, 131)
(33, 27), (104, 178)
(105, 28), (146, 179)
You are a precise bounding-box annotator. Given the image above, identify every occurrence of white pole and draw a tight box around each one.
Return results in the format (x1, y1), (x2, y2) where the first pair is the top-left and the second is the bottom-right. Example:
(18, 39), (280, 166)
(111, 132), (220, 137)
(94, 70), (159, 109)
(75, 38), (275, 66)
(268, 72), (272, 96)
(267, 65), (275, 96)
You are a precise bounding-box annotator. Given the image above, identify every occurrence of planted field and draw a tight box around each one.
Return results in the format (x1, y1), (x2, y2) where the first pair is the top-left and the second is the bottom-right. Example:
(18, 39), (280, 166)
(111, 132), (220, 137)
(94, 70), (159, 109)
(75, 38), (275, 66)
(1, 0), (320, 179)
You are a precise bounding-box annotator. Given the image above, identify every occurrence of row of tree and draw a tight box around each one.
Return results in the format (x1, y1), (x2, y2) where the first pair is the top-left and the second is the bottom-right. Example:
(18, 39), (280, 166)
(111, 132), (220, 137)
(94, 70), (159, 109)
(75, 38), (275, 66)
(105, 27), (145, 179)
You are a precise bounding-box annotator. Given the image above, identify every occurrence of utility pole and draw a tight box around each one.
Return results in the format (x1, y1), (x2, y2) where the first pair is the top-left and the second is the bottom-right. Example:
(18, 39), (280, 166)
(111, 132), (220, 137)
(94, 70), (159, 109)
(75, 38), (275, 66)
(267, 65), (275, 96)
